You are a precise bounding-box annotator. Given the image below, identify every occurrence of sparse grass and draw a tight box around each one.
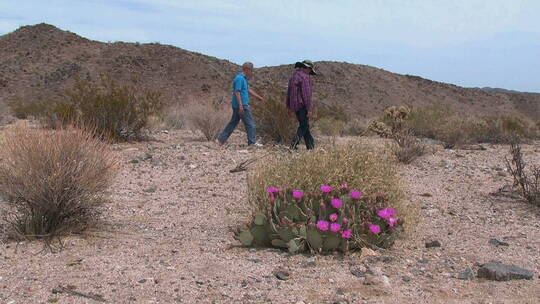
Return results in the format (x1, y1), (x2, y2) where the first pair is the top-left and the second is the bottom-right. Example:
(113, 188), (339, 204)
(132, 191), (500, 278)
(0, 126), (118, 240)
(247, 142), (413, 236)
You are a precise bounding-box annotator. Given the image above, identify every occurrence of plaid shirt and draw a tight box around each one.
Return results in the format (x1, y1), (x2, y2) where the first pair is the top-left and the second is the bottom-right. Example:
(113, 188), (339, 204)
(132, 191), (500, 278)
(286, 69), (312, 112)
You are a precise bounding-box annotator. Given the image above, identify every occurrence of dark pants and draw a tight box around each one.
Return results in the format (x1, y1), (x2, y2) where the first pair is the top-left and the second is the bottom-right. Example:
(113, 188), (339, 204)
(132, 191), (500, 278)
(290, 107), (314, 150)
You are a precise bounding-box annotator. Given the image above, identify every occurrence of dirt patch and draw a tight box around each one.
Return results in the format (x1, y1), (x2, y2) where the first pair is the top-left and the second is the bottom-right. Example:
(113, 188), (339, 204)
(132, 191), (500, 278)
(0, 130), (539, 304)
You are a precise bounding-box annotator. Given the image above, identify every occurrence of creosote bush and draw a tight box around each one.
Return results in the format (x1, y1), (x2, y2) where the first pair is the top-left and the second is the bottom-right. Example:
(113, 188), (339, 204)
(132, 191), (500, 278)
(506, 142), (539, 206)
(245, 143), (409, 252)
(0, 126), (118, 239)
(390, 129), (426, 164)
(8, 76), (164, 141)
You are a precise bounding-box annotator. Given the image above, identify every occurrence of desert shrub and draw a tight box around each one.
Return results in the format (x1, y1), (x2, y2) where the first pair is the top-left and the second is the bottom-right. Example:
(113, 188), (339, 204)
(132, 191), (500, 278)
(68, 77), (164, 140)
(506, 142), (539, 206)
(8, 77), (164, 141)
(316, 117), (346, 136)
(245, 143), (408, 251)
(251, 83), (296, 143)
(184, 99), (228, 141)
(0, 126), (118, 239)
(162, 103), (186, 130)
(390, 129), (426, 164)
(404, 104), (452, 139)
(342, 119), (367, 136)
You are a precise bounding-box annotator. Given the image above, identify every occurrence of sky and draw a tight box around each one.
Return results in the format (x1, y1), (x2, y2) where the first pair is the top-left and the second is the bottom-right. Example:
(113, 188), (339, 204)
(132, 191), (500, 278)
(1, 0), (540, 92)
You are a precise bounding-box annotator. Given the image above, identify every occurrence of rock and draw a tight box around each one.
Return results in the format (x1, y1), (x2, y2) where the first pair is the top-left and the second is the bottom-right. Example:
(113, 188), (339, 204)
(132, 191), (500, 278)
(364, 275), (391, 288)
(137, 279), (147, 283)
(351, 269), (367, 278)
(143, 186), (157, 193)
(425, 240), (441, 248)
(477, 263), (533, 281)
(274, 271), (290, 281)
(129, 159), (139, 164)
(457, 267), (475, 280)
(360, 247), (378, 258)
(367, 266), (383, 276)
(402, 276), (412, 282)
(488, 238), (509, 247)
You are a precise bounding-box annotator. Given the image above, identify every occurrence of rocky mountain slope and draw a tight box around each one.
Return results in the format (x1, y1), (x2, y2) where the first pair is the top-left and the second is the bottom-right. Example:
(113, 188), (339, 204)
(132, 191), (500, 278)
(1, 23), (538, 120)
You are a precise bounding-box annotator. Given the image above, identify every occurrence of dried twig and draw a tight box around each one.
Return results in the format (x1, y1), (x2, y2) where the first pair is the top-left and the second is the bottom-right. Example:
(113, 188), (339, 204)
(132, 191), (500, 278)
(230, 152), (271, 173)
(52, 285), (107, 302)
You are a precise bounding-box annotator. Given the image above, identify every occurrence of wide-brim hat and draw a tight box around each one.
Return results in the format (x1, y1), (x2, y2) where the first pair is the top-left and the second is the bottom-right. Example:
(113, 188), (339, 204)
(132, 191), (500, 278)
(294, 60), (317, 75)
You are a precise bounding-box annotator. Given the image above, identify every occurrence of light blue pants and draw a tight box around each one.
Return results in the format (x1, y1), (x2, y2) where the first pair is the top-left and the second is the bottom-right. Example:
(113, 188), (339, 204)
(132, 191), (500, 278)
(218, 106), (256, 145)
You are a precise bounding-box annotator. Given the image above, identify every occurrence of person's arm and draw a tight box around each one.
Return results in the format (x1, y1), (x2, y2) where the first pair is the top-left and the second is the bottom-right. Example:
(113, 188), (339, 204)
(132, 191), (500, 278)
(249, 88), (263, 101)
(301, 75), (312, 116)
(235, 90), (244, 115)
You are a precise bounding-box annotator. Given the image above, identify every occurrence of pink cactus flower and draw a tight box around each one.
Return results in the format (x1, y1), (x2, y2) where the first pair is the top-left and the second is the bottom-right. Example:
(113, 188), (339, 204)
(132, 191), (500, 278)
(329, 213), (338, 222)
(330, 223), (341, 232)
(350, 190), (362, 199)
(377, 207), (397, 220)
(292, 190), (304, 199)
(368, 224), (381, 235)
(316, 220), (330, 231)
(266, 187), (279, 194)
(342, 217), (349, 224)
(341, 229), (352, 239)
(388, 217), (398, 228)
(320, 185), (332, 193)
(331, 198), (343, 209)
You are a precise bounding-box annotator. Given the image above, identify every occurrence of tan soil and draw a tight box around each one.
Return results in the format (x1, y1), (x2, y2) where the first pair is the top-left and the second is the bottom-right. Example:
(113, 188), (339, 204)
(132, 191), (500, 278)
(0, 130), (539, 304)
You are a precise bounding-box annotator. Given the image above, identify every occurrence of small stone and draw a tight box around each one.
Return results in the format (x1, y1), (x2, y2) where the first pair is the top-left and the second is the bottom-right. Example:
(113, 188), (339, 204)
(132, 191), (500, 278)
(351, 269), (367, 278)
(137, 279), (147, 284)
(129, 159), (139, 164)
(274, 271), (289, 281)
(402, 276), (412, 282)
(143, 186), (157, 193)
(488, 238), (509, 247)
(425, 240), (441, 248)
(195, 281), (204, 285)
(457, 267), (475, 280)
(477, 263), (533, 281)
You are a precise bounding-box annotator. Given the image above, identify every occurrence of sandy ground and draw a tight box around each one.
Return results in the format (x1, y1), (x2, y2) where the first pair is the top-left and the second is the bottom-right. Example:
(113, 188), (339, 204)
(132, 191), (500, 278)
(0, 130), (539, 304)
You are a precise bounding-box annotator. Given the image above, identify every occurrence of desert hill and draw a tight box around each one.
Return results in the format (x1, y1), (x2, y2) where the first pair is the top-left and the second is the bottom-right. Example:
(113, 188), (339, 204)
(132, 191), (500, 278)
(1, 23), (539, 120)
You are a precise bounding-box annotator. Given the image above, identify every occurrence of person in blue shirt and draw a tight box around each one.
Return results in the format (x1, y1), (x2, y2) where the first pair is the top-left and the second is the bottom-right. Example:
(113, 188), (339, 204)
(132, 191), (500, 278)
(218, 62), (264, 146)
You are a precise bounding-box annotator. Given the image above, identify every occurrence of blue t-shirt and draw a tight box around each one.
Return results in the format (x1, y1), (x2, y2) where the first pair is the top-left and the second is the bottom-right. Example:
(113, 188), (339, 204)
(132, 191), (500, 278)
(231, 73), (249, 108)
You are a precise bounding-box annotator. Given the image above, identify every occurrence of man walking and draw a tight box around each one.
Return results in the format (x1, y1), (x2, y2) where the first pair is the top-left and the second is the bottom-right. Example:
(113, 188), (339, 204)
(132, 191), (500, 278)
(218, 62), (264, 146)
(286, 60), (317, 150)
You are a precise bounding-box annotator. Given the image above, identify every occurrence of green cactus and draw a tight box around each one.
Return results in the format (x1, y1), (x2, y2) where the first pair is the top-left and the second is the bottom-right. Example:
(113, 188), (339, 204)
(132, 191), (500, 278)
(306, 228), (323, 252)
(271, 239), (288, 248)
(250, 225), (270, 246)
(288, 238), (305, 254)
(323, 235), (341, 251)
(277, 227), (297, 242)
(254, 214), (267, 226)
(238, 230), (254, 246)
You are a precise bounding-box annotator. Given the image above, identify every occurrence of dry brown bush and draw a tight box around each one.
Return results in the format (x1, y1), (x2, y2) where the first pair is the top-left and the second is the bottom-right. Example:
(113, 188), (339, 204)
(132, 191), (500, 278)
(390, 129), (426, 164)
(0, 126), (118, 239)
(506, 142), (540, 206)
(251, 84), (296, 143)
(183, 99), (229, 141)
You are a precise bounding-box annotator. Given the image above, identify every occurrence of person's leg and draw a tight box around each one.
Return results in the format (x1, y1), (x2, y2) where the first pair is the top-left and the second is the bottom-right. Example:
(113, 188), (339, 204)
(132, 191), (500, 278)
(303, 116), (315, 150)
(290, 107), (308, 150)
(241, 106), (257, 145)
(217, 108), (240, 144)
